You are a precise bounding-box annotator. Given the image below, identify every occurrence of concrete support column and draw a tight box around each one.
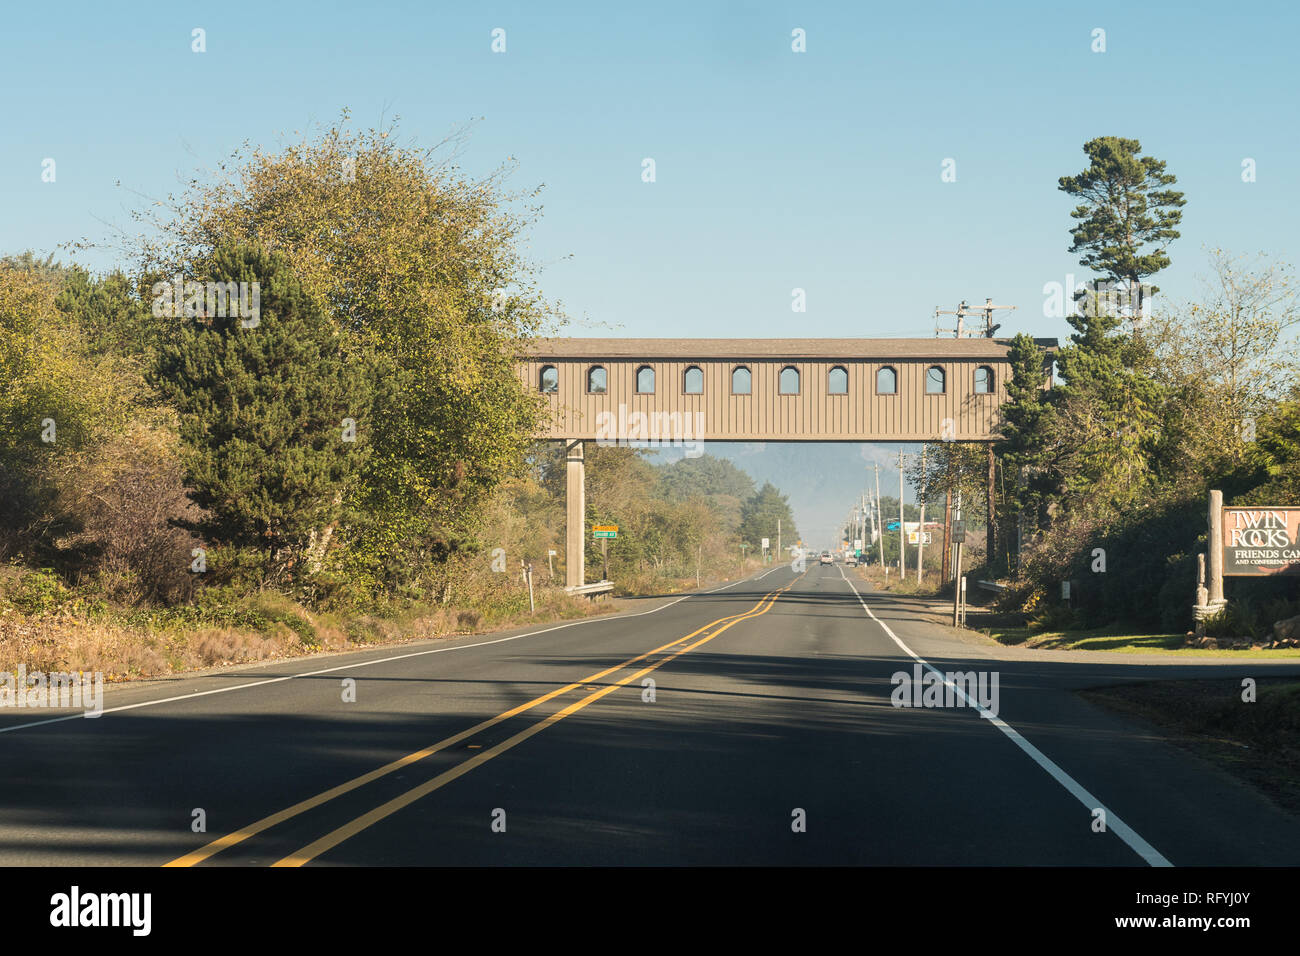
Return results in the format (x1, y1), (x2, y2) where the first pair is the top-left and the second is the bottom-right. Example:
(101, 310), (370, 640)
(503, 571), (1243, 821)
(565, 439), (585, 589)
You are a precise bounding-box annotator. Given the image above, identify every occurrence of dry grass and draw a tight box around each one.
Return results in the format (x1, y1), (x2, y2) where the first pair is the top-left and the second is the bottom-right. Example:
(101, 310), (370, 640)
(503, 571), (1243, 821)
(853, 562), (945, 596)
(0, 607), (322, 680)
(0, 582), (611, 682)
(612, 557), (769, 597)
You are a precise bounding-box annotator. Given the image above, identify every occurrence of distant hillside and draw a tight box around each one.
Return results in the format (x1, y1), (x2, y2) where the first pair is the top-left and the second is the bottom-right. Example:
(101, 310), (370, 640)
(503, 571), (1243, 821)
(649, 442), (921, 550)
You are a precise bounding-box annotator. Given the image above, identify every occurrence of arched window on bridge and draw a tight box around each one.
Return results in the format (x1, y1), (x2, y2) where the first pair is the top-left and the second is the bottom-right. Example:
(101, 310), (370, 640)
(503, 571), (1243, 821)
(828, 366), (848, 394)
(636, 365), (655, 394)
(926, 365), (946, 394)
(539, 365), (558, 393)
(684, 365), (704, 394)
(974, 365), (994, 394)
(731, 366), (751, 395)
(876, 366), (897, 395)
(779, 366), (800, 395)
(587, 365), (607, 394)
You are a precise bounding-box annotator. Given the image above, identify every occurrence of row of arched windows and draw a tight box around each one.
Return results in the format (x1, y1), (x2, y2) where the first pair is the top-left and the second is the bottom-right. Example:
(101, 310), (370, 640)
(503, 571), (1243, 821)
(539, 364), (996, 396)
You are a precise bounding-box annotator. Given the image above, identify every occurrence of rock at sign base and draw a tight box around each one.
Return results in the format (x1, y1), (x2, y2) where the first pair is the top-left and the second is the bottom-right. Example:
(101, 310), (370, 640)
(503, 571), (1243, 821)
(1272, 614), (1300, 642)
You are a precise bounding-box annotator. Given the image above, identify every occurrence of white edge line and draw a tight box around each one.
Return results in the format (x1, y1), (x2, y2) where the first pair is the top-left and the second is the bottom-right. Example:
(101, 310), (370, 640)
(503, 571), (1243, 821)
(837, 567), (1172, 868)
(0, 568), (782, 735)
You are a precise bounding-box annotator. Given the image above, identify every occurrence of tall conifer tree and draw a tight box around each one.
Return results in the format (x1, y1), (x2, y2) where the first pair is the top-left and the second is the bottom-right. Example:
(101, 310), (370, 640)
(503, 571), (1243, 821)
(151, 244), (367, 578)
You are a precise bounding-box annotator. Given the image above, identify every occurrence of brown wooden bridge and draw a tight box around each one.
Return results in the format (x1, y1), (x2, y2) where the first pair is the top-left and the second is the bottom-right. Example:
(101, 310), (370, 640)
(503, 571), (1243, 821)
(516, 337), (1056, 587)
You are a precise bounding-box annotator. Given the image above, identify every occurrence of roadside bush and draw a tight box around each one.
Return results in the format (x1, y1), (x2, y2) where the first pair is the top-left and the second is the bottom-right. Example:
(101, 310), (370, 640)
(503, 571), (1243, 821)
(1229, 599), (1264, 641)
(248, 591), (320, 646)
(1, 260), (135, 560)
(4, 566), (71, 614)
(1260, 596), (1300, 633)
(1027, 602), (1082, 633)
(1157, 551), (1197, 633)
(53, 421), (202, 604)
(1021, 495), (1206, 631)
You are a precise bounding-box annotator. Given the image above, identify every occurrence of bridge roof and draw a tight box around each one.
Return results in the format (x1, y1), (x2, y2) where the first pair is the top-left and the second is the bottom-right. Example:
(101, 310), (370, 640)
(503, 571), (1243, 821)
(523, 337), (1058, 360)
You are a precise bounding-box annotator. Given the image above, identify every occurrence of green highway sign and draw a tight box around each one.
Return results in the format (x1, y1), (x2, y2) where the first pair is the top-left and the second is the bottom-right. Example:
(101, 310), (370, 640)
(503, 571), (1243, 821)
(593, 525), (618, 539)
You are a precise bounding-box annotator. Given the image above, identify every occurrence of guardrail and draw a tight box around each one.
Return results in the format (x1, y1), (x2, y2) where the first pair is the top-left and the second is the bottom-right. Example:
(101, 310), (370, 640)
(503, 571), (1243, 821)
(976, 580), (1008, 593)
(566, 580), (615, 600)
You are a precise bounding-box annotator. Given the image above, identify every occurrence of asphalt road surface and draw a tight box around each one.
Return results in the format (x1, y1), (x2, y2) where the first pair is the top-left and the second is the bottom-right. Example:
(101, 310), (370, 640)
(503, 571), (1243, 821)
(4, 563), (1299, 866)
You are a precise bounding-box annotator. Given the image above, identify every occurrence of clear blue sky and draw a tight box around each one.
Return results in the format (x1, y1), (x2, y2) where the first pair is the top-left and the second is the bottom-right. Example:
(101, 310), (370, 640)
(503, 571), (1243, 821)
(4, 0), (1295, 544)
(4, 0), (1296, 346)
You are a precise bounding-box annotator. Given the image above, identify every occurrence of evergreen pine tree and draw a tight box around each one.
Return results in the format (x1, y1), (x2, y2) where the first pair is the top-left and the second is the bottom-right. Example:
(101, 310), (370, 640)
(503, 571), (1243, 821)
(738, 482), (798, 550)
(151, 243), (368, 578)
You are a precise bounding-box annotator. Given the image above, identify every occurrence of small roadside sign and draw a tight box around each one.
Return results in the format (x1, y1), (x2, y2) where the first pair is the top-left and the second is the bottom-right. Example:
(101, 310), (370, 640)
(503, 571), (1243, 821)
(593, 525), (618, 539)
(761, 537), (770, 550)
(952, 521), (966, 543)
(922, 532), (933, 545)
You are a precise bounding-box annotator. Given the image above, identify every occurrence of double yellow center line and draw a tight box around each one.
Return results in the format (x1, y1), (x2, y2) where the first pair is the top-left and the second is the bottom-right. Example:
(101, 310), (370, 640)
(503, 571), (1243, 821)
(165, 574), (799, 867)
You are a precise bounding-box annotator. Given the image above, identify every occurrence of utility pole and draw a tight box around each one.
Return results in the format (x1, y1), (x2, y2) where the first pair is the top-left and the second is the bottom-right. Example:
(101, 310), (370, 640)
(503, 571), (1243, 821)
(946, 481), (956, 580)
(874, 462), (885, 568)
(952, 490), (964, 627)
(898, 450), (906, 575)
(917, 445), (927, 585)
(987, 443), (997, 574)
(861, 492), (868, 559)
(874, 493), (880, 554)
(953, 489), (962, 579)
(777, 518), (782, 559)
(934, 297), (1017, 338)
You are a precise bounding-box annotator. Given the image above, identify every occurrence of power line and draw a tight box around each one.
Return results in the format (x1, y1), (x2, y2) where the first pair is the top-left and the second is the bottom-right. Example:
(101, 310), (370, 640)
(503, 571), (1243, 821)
(933, 297), (1016, 339)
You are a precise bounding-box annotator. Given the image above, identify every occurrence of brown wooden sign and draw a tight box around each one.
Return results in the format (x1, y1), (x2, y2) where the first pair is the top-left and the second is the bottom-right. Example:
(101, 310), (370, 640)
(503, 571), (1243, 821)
(1222, 507), (1300, 576)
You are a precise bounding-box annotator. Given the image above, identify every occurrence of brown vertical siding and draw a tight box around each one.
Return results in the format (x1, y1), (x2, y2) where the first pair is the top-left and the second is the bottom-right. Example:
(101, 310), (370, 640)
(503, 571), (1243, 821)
(519, 353), (1018, 441)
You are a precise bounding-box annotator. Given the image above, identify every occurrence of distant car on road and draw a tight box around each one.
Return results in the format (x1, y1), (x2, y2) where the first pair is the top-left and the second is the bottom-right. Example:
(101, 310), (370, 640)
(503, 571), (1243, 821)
(820, 551), (833, 565)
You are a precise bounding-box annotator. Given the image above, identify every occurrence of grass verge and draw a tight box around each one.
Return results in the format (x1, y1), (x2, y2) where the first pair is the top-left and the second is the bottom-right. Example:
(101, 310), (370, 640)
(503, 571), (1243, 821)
(986, 623), (1300, 657)
(0, 585), (618, 682)
(1082, 677), (1300, 817)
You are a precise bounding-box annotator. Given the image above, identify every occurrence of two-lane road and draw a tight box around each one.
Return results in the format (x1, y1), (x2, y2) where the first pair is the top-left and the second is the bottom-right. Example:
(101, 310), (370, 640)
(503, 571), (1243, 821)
(3, 564), (1299, 866)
